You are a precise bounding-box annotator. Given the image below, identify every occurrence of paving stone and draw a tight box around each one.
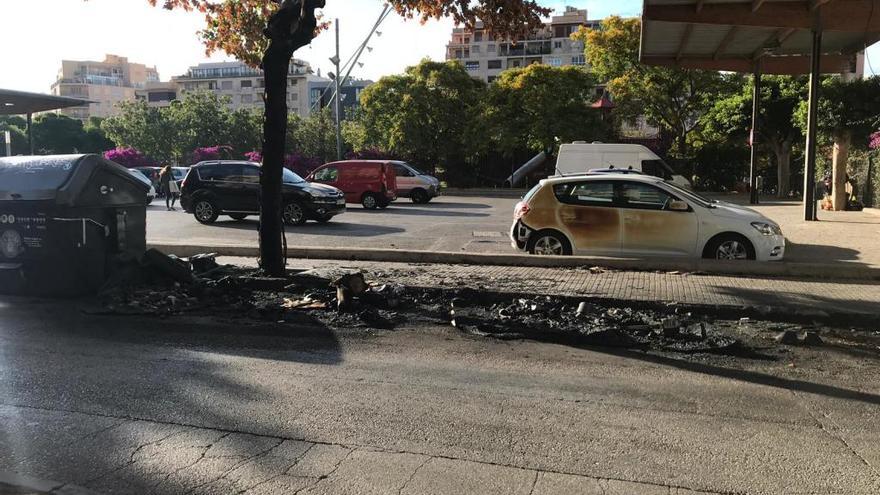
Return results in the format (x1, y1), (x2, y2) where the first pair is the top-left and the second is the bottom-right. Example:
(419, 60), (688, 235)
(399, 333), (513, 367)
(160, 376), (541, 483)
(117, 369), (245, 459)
(401, 457), (534, 495)
(301, 449), (428, 495)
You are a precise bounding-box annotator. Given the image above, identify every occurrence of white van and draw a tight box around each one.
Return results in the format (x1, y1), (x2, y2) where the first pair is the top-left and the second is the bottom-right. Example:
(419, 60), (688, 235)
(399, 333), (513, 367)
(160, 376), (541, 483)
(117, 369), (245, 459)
(554, 142), (692, 189)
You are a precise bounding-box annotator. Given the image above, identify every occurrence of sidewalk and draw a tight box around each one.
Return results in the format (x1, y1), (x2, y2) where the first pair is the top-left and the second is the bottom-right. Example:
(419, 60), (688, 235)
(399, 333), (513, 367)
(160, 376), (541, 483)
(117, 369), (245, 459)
(224, 257), (880, 318)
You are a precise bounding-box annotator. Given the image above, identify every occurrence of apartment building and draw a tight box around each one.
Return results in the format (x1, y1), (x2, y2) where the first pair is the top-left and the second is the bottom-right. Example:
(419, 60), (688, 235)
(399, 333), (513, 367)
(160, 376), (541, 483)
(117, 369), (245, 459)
(171, 60), (320, 116)
(51, 54), (160, 120)
(136, 82), (179, 108)
(446, 6), (600, 83)
(308, 77), (373, 117)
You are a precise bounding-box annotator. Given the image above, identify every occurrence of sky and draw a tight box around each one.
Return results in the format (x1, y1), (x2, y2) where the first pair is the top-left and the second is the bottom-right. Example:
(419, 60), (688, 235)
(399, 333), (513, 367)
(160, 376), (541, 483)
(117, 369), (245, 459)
(0, 0), (876, 94)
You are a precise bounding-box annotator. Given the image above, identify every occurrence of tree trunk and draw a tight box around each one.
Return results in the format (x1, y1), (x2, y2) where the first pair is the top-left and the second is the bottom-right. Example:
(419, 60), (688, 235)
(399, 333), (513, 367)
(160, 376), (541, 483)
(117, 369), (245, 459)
(258, 0), (323, 276)
(258, 42), (293, 276)
(773, 142), (792, 198)
(832, 130), (851, 211)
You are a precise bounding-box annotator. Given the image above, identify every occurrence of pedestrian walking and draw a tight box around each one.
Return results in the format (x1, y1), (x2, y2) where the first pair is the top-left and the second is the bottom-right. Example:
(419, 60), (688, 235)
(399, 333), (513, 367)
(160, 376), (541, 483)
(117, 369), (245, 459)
(159, 164), (179, 211)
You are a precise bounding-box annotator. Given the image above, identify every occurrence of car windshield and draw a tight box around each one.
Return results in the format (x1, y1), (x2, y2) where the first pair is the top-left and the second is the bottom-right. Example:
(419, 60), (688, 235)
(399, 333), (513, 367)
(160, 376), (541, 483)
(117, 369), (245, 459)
(663, 181), (714, 208)
(283, 168), (306, 184)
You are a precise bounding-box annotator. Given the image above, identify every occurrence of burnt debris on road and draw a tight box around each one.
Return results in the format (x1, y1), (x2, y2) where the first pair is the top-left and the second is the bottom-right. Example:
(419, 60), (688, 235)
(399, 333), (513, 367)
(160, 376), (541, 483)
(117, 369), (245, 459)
(87, 253), (880, 364)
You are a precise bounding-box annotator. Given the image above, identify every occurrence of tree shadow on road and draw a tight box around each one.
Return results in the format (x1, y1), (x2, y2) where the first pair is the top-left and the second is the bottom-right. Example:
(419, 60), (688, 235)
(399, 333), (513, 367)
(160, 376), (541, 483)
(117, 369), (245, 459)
(0, 296), (346, 494)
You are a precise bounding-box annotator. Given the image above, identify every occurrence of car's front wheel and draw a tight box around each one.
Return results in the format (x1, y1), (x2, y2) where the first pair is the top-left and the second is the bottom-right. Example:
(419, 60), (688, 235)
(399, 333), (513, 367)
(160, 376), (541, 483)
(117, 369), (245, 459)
(283, 201), (307, 226)
(193, 199), (219, 224)
(410, 189), (429, 204)
(704, 234), (756, 261)
(362, 193), (379, 210)
(527, 231), (572, 256)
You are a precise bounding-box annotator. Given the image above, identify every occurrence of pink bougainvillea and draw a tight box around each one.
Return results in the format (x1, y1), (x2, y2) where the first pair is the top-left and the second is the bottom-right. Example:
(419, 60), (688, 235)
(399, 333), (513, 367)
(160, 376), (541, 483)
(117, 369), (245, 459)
(104, 147), (154, 168)
(243, 150), (322, 177)
(869, 131), (880, 150)
(189, 145), (233, 163)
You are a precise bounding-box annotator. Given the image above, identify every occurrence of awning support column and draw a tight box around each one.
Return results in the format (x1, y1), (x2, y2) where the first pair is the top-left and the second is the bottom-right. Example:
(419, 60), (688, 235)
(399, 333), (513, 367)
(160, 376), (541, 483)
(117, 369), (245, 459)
(26, 112), (34, 155)
(803, 29), (822, 221)
(749, 65), (762, 205)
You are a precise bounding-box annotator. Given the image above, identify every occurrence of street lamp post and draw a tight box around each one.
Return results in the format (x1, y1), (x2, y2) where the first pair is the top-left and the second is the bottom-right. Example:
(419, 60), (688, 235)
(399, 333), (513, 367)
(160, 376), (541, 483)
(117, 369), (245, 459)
(334, 19), (343, 161)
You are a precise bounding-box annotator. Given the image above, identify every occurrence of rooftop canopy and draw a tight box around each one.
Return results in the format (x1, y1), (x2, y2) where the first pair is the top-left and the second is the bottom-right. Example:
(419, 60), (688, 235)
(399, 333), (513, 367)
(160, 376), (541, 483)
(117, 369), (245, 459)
(0, 88), (91, 116)
(640, 0), (879, 74)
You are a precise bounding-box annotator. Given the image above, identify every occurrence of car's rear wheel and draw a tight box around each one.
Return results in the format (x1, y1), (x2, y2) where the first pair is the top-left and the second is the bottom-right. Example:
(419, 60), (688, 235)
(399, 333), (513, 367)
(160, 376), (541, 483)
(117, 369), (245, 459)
(527, 231), (572, 256)
(229, 213), (248, 221)
(362, 193), (379, 210)
(283, 202), (307, 226)
(193, 199), (219, 224)
(704, 234), (756, 261)
(410, 189), (429, 204)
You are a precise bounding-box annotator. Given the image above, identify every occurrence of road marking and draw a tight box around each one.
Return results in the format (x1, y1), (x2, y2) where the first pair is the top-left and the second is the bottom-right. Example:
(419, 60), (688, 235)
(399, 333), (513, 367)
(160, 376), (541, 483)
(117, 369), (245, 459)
(473, 231), (502, 238)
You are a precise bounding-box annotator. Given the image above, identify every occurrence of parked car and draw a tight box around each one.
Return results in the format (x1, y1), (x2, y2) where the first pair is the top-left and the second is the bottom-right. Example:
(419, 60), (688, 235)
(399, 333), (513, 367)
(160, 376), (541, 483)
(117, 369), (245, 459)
(180, 160), (346, 225)
(554, 142), (692, 189)
(510, 174), (785, 261)
(128, 168), (157, 205)
(389, 161), (440, 204)
(308, 160), (398, 209)
(172, 166), (189, 183)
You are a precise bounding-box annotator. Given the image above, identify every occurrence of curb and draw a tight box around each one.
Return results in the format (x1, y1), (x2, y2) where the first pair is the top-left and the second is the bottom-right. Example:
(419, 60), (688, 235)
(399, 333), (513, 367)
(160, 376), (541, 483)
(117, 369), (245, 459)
(441, 188), (526, 198)
(147, 243), (880, 281)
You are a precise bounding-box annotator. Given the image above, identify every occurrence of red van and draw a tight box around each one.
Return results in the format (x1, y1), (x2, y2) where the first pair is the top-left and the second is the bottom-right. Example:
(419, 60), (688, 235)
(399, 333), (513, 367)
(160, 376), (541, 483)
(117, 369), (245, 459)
(308, 160), (398, 209)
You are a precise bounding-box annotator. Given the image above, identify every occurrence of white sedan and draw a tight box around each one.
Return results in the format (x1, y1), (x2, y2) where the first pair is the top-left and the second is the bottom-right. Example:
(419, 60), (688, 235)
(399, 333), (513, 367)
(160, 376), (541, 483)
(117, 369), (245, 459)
(511, 174), (785, 261)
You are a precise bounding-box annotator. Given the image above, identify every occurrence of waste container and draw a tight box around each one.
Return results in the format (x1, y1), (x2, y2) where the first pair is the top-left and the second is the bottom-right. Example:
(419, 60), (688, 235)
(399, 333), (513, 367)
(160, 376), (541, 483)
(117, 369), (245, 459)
(0, 154), (149, 295)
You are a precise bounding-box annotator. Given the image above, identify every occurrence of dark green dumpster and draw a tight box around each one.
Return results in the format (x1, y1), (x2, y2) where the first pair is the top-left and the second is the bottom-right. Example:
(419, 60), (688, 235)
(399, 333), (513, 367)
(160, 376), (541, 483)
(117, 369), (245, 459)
(0, 154), (149, 295)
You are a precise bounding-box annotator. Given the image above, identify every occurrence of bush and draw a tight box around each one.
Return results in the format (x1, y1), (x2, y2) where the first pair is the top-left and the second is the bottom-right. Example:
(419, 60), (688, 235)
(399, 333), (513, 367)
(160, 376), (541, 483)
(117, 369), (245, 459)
(690, 143), (750, 192)
(103, 147), (155, 168)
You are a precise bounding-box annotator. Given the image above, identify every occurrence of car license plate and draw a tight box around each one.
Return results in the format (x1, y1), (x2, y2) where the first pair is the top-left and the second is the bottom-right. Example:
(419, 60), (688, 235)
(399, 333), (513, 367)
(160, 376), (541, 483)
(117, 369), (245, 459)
(336, 198), (345, 205)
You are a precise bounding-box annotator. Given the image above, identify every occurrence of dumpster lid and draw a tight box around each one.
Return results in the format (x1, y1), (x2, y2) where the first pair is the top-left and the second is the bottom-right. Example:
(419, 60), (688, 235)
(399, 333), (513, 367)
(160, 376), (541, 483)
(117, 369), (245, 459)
(0, 155), (86, 201)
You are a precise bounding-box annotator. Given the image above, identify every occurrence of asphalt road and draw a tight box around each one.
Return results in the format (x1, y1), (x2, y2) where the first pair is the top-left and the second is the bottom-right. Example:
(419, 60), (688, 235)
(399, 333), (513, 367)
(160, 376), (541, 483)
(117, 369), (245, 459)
(1, 297), (879, 494)
(147, 195), (519, 253)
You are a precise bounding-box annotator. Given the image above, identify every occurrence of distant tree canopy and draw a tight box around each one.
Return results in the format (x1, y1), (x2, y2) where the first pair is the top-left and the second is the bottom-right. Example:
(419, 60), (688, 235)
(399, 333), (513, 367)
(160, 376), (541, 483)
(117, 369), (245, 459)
(1, 114), (114, 156)
(575, 16), (737, 157)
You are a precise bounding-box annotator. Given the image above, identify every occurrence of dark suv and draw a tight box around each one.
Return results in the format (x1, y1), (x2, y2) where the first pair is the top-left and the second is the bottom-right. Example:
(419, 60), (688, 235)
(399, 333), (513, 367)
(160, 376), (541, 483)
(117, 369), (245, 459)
(180, 161), (346, 225)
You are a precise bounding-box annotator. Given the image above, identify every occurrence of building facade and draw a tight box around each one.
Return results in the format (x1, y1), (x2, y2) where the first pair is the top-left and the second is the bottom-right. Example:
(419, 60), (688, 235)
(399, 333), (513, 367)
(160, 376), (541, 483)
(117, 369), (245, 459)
(308, 77), (373, 118)
(51, 54), (160, 120)
(171, 60), (322, 116)
(446, 6), (599, 83)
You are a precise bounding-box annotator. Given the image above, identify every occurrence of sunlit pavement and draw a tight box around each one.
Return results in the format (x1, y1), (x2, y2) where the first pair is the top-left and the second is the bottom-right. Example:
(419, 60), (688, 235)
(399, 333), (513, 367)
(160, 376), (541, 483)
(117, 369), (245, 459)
(0, 298), (878, 494)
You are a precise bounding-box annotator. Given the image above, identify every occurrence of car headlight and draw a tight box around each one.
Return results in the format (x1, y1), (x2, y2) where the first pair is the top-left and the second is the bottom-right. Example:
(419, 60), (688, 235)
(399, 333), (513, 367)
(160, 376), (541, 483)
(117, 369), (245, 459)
(1, 229), (24, 258)
(751, 222), (782, 236)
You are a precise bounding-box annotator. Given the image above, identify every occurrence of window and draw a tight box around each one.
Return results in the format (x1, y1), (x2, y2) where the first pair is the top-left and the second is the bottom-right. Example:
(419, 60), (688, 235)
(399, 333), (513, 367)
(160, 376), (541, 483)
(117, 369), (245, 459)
(487, 59), (502, 69)
(313, 167), (338, 182)
(620, 183), (673, 211)
(241, 94), (253, 104)
(572, 55), (586, 66)
(220, 80), (233, 90)
(510, 60), (522, 68)
(487, 76), (497, 83)
(393, 164), (414, 177)
(553, 181), (616, 206)
(554, 41), (563, 49)
(548, 57), (562, 67)
(465, 61), (480, 71)
(474, 32), (483, 42)
(241, 165), (261, 183)
(471, 45), (480, 54)
(464, 37), (470, 44)
(241, 80), (252, 88)
(199, 163), (239, 181)
(487, 43), (496, 53)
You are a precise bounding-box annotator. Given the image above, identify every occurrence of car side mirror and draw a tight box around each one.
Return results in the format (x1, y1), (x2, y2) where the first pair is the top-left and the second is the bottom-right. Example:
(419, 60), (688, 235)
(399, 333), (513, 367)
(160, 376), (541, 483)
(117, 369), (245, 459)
(667, 199), (689, 211)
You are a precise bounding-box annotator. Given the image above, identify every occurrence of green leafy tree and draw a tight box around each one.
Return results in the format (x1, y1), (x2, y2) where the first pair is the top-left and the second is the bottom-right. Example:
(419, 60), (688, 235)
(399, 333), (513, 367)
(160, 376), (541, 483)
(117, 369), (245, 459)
(227, 108), (263, 157)
(795, 76), (880, 209)
(102, 100), (180, 163)
(575, 16), (733, 157)
(349, 59), (485, 182)
(31, 114), (87, 154)
(484, 64), (606, 156)
(703, 76), (807, 197)
(293, 107), (338, 164)
(81, 117), (117, 153)
(0, 117), (29, 156)
(166, 91), (233, 160)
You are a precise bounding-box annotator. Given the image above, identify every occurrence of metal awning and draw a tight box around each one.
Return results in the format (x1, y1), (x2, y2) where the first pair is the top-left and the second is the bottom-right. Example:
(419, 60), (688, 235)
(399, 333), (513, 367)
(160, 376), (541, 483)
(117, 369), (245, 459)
(0, 89), (92, 156)
(640, 0), (880, 220)
(0, 89), (91, 116)
(640, 0), (879, 74)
